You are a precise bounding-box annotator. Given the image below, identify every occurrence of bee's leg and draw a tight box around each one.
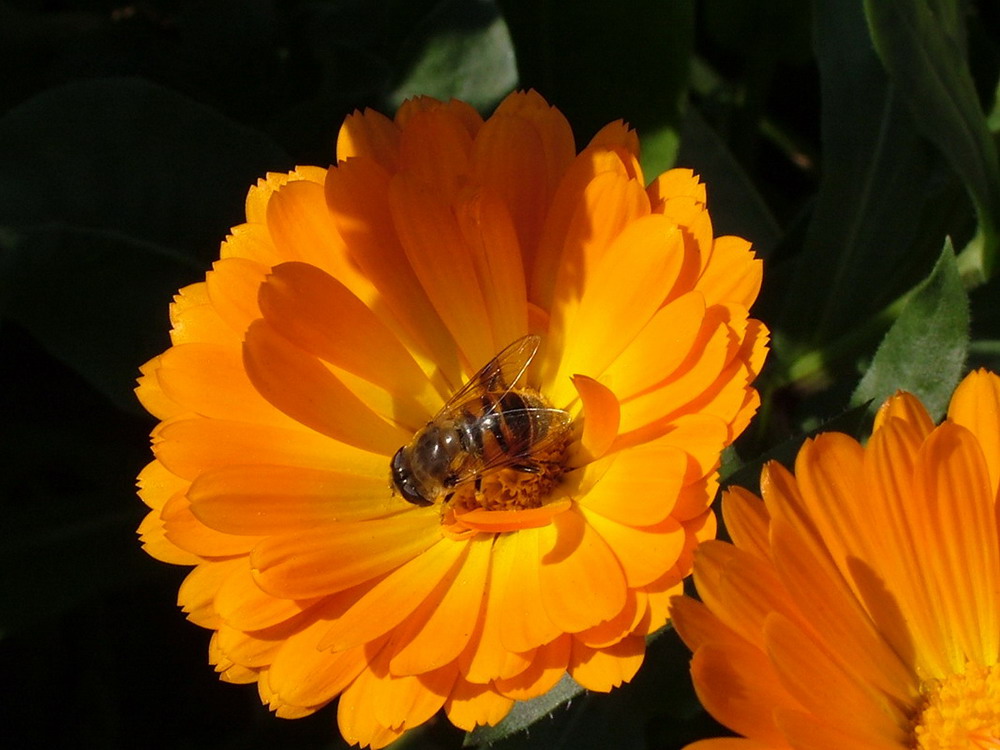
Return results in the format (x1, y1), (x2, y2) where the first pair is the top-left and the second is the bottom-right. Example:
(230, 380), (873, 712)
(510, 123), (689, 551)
(511, 462), (541, 474)
(474, 475), (483, 492)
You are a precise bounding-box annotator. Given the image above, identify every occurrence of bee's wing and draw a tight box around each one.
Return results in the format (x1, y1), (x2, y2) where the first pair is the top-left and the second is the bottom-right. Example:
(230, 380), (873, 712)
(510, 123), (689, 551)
(448, 407), (573, 486)
(436, 334), (540, 418)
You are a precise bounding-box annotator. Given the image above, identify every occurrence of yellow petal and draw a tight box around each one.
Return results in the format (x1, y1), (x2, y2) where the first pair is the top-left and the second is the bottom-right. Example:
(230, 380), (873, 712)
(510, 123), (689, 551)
(250, 509), (442, 599)
(567, 633), (644, 691)
(571, 374), (620, 463)
(319, 537), (468, 652)
(213, 562), (320, 631)
(537, 506), (627, 632)
(548, 215), (684, 404)
(152, 416), (374, 480)
(242, 319), (410, 455)
(493, 528), (562, 653)
(189, 464), (403, 536)
(258, 261), (436, 419)
(388, 535), (492, 676)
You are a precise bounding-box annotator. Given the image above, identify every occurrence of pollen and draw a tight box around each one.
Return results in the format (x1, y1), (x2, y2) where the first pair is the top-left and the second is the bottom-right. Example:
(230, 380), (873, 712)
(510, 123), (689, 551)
(912, 663), (1000, 750)
(447, 431), (572, 513)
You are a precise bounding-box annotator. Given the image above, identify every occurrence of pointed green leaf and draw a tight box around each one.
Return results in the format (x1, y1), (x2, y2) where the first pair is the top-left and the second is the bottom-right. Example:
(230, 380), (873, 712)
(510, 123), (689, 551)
(390, 0), (517, 112)
(852, 240), (969, 420)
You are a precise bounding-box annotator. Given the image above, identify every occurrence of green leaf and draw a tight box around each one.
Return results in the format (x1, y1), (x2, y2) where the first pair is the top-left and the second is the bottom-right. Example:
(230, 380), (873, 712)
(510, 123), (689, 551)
(498, 0), (692, 160)
(390, 0), (518, 112)
(770, 0), (955, 353)
(851, 240), (970, 421)
(865, 0), (1000, 278)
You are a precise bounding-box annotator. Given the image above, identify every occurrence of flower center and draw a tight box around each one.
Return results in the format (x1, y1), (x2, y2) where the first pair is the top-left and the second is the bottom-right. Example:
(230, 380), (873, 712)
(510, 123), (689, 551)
(912, 663), (1000, 750)
(446, 430), (571, 513)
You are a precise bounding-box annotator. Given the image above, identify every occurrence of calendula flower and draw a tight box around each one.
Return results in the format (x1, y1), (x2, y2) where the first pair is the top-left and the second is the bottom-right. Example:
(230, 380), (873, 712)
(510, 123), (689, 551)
(672, 369), (1000, 750)
(136, 90), (767, 748)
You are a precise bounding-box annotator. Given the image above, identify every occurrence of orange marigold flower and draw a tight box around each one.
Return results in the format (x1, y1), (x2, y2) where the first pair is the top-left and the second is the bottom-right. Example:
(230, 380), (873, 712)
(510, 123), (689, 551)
(671, 369), (1000, 750)
(136, 90), (767, 748)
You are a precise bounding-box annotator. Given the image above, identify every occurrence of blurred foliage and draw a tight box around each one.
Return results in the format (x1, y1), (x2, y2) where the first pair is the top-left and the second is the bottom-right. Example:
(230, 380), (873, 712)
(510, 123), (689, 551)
(0, 0), (998, 748)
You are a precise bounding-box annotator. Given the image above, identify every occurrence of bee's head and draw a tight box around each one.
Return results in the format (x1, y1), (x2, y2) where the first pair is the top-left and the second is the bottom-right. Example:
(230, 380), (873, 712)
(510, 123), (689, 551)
(390, 446), (432, 506)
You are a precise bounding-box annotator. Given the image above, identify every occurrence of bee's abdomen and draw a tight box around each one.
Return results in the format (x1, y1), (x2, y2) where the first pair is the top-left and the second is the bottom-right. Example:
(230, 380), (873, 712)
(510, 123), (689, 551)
(478, 389), (549, 458)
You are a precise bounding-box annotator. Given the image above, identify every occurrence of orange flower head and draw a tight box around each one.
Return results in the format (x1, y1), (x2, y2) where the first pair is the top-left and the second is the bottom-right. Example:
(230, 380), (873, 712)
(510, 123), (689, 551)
(136, 90), (767, 748)
(671, 369), (1000, 750)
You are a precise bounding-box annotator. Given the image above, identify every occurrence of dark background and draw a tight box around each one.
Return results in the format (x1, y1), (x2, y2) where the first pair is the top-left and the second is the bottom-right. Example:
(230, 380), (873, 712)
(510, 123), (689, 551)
(1, 1), (998, 748)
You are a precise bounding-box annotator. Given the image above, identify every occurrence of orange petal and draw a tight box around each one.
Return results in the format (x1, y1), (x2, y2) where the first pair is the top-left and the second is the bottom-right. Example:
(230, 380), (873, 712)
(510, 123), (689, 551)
(243, 319), (410, 455)
(250, 509), (442, 598)
(571, 374), (620, 463)
(537, 506), (627, 633)
(580, 506), (686, 587)
(548, 215), (684, 404)
(531, 150), (643, 311)
(318, 537), (468, 652)
(152, 417), (376, 480)
(137, 509), (201, 565)
(268, 622), (373, 709)
(453, 187), (530, 351)
(168, 281), (235, 346)
(774, 708), (901, 750)
(155, 342), (288, 425)
(258, 261), (437, 418)
(764, 614), (906, 745)
(472, 93), (575, 264)
(458, 541), (535, 683)
(567, 633), (644, 691)
(397, 106), (476, 201)
(325, 156), (462, 386)
(494, 634), (571, 700)
(947, 368), (1000, 498)
(493, 528), (562, 653)
(188, 464), (403, 536)
(137, 459), (188, 511)
(599, 290), (708, 400)
(443, 678), (514, 731)
(697, 235), (762, 310)
(575, 439), (686, 526)
(178, 559), (243, 629)
(337, 107), (400, 169)
(161, 492), (260, 557)
(213, 562), (320, 631)
(768, 516), (917, 709)
(688, 642), (795, 746)
(204, 256), (268, 336)
(720, 486), (771, 560)
(388, 535), (492, 676)
(873, 389), (934, 436)
(388, 171), (497, 368)
(912, 422), (1000, 668)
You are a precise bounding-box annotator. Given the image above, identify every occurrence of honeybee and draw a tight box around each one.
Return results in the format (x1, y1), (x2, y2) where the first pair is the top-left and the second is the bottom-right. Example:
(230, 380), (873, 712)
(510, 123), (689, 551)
(390, 335), (572, 506)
